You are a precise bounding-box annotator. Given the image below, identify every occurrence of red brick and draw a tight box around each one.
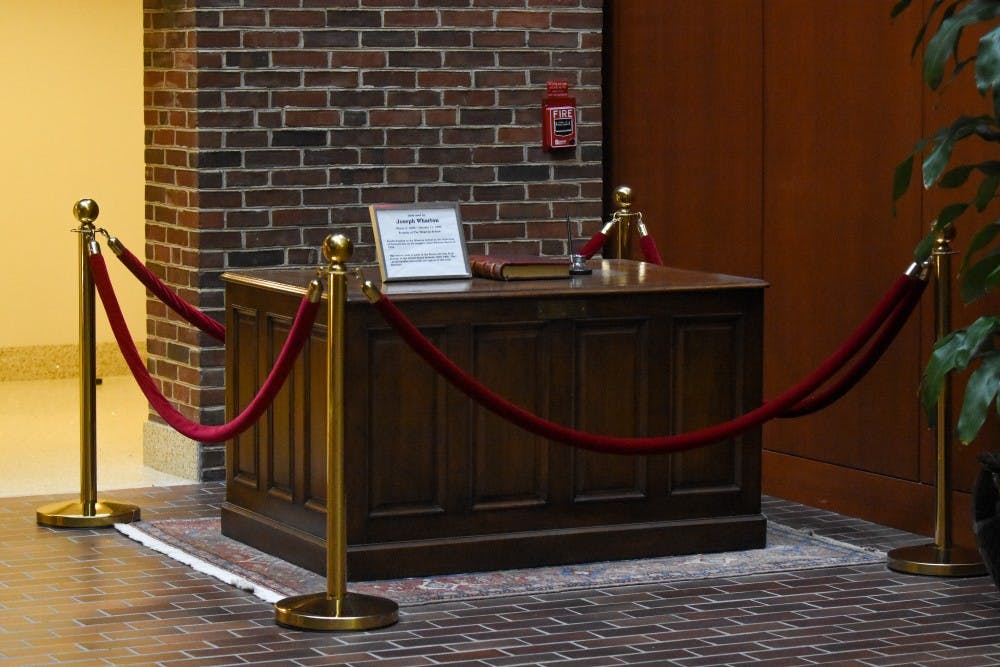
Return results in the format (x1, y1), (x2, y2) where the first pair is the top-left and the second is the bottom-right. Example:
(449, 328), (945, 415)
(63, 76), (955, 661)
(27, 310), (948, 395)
(496, 10), (552, 29)
(441, 9), (495, 27)
(369, 109), (422, 127)
(269, 9), (327, 27)
(383, 10), (438, 27)
(285, 110), (340, 127)
(243, 31), (301, 48)
(473, 30), (526, 48)
(143, 0), (604, 443)
(418, 70), (473, 88)
(271, 89), (328, 107)
(221, 9), (266, 27)
(271, 50), (329, 68)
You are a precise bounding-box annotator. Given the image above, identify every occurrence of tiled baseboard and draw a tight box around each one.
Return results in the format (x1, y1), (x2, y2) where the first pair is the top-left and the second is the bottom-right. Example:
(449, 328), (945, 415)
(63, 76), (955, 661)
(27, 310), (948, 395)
(0, 342), (140, 381)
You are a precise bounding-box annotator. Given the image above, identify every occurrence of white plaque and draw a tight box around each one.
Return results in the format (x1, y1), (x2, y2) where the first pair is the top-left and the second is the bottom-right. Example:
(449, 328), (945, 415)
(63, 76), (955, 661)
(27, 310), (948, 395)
(369, 203), (471, 282)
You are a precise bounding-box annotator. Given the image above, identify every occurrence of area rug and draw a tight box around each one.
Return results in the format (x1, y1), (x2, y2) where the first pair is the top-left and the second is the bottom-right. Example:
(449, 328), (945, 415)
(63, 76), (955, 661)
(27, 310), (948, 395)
(116, 518), (884, 607)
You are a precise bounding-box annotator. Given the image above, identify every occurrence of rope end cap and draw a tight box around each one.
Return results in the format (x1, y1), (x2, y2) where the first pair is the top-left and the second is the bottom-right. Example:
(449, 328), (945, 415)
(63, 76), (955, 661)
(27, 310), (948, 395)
(107, 236), (125, 256)
(905, 261), (930, 281)
(306, 278), (323, 303)
(361, 280), (382, 303)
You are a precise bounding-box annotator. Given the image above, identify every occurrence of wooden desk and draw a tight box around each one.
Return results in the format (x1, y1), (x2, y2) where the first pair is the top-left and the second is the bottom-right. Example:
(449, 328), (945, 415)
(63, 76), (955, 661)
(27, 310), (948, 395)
(221, 260), (768, 580)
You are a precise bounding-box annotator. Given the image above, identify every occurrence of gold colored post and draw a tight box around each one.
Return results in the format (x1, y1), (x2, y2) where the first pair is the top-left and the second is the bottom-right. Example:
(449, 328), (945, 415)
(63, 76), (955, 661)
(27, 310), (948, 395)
(886, 225), (985, 576)
(274, 234), (398, 631)
(326, 236), (348, 603)
(37, 199), (140, 528)
(606, 185), (644, 261)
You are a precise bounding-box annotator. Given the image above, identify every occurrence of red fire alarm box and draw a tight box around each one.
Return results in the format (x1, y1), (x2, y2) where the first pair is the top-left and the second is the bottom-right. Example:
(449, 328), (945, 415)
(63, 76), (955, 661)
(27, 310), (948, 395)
(542, 81), (577, 151)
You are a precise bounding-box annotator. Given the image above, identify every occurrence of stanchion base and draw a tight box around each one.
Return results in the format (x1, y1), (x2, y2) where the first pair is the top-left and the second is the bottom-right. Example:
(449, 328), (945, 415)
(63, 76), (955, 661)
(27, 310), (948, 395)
(887, 543), (986, 577)
(36, 499), (141, 528)
(275, 591), (399, 631)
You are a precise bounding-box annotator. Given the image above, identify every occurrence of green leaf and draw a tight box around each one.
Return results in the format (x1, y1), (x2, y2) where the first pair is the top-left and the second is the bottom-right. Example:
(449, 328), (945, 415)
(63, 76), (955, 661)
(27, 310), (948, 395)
(891, 0), (914, 19)
(939, 163), (976, 187)
(961, 218), (1000, 271)
(893, 155), (915, 202)
(923, 330), (970, 418)
(977, 160), (1000, 175)
(954, 53), (978, 79)
(985, 261), (1000, 298)
(976, 124), (1000, 142)
(976, 172), (1000, 209)
(978, 25), (1000, 91)
(960, 250), (1000, 301)
(922, 315), (1000, 418)
(912, 1), (965, 60)
(915, 226), (938, 262)
(938, 201), (970, 227)
(893, 137), (930, 204)
(962, 314), (1000, 357)
(926, 0), (1000, 89)
(957, 351), (1000, 443)
(922, 115), (992, 187)
(939, 160), (1000, 196)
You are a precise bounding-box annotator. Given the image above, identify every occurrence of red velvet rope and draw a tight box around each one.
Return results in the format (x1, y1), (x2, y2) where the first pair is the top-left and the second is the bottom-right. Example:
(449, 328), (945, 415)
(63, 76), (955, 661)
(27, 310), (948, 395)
(577, 231), (607, 260)
(370, 273), (922, 455)
(639, 234), (664, 265)
(89, 251), (319, 443)
(113, 242), (226, 343)
(576, 229), (663, 265)
(781, 277), (927, 417)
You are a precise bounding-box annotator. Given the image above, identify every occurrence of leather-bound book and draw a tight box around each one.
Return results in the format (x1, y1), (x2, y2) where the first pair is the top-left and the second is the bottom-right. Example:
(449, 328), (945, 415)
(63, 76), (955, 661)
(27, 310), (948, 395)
(468, 254), (570, 280)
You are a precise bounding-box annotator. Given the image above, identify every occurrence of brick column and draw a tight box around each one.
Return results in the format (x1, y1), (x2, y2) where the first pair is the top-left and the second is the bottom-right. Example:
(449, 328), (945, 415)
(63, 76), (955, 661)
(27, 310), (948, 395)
(143, 0), (604, 480)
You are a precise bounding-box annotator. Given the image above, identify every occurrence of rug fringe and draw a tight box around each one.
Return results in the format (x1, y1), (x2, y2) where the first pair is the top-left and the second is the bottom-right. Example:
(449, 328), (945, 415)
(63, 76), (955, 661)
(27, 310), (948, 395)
(115, 522), (284, 604)
(114, 518), (887, 607)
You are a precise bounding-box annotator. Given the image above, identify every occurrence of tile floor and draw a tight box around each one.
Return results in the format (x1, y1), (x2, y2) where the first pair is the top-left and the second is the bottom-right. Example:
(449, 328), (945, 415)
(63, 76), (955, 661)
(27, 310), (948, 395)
(1, 484), (999, 666)
(2, 377), (1000, 665)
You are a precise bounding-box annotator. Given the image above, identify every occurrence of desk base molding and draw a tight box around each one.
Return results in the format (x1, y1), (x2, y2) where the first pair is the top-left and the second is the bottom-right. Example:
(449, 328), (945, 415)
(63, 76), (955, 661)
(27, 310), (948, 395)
(221, 502), (766, 580)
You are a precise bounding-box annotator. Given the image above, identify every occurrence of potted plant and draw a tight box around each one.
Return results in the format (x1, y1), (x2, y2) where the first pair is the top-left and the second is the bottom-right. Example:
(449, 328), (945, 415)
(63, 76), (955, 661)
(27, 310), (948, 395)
(892, 0), (1000, 586)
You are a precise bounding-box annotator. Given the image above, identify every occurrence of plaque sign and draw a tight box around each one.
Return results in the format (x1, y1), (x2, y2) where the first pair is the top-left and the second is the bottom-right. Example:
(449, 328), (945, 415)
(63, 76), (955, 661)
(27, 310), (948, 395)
(369, 203), (471, 282)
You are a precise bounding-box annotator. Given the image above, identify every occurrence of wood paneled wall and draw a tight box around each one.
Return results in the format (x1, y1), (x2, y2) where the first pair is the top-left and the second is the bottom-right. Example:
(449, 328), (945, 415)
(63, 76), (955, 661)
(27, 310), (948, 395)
(606, 0), (989, 543)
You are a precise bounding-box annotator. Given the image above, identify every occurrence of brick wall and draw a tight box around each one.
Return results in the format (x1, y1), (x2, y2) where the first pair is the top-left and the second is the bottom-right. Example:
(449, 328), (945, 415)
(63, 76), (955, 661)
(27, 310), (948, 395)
(144, 0), (605, 479)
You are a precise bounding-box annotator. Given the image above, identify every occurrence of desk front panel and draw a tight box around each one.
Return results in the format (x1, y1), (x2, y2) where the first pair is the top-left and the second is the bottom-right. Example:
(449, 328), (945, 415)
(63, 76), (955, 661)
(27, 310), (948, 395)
(222, 265), (765, 579)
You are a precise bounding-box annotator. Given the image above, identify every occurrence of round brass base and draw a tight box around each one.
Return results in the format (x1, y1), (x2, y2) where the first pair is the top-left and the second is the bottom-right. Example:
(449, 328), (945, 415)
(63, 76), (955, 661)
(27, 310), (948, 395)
(275, 592), (399, 632)
(36, 499), (141, 528)
(886, 543), (986, 577)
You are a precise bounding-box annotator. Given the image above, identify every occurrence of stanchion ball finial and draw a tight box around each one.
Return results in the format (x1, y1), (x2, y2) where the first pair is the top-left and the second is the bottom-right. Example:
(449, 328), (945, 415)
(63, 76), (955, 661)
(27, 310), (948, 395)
(74, 199), (99, 225)
(935, 223), (956, 246)
(614, 185), (632, 211)
(323, 234), (353, 265)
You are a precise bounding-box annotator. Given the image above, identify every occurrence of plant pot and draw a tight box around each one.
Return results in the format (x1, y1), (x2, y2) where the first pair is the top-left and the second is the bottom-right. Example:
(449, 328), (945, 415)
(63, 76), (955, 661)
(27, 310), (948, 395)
(973, 451), (1000, 590)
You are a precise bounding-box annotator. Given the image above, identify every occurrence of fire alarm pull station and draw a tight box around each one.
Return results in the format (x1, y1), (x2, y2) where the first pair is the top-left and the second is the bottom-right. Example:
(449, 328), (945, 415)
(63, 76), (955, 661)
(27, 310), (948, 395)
(542, 81), (577, 151)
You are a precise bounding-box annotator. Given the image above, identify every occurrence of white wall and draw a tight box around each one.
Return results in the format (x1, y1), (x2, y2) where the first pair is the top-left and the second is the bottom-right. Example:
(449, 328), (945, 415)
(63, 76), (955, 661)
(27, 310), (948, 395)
(1, 0), (146, 348)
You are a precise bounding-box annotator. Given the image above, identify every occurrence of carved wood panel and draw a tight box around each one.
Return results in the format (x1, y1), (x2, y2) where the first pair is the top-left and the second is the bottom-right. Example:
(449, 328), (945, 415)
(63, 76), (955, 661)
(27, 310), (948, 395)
(222, 264), (766, 578)
(670, 314), (745, 494)
(366, 328), (448, 519)
(470, 322), (551, 510)
(572, 319), (649, 502)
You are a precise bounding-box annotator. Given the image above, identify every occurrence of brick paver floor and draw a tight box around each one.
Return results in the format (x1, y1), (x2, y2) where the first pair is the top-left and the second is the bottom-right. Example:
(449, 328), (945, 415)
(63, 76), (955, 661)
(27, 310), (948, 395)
(1, 484), (998, 666)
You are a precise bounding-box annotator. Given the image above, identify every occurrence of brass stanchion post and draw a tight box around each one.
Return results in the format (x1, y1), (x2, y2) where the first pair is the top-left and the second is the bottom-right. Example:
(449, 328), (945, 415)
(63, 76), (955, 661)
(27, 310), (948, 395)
(37, 199), (140, 528)
(887, 224), (985, 576)
(274, 234), (398, 631)
(605, 185), (647, 261)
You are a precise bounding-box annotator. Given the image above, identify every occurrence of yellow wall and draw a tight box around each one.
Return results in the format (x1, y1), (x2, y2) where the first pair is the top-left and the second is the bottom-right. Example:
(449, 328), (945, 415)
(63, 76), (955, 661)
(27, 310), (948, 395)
(1, 1), (145, 350)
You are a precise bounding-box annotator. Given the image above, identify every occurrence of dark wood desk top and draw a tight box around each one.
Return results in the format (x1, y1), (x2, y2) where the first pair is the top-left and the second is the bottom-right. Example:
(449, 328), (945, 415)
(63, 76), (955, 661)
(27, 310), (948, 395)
(222, 259), (768, 304)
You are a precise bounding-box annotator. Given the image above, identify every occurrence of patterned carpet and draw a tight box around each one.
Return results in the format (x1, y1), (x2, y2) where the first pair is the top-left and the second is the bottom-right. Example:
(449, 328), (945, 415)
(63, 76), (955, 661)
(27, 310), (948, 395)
(116, 518), (885, 607)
